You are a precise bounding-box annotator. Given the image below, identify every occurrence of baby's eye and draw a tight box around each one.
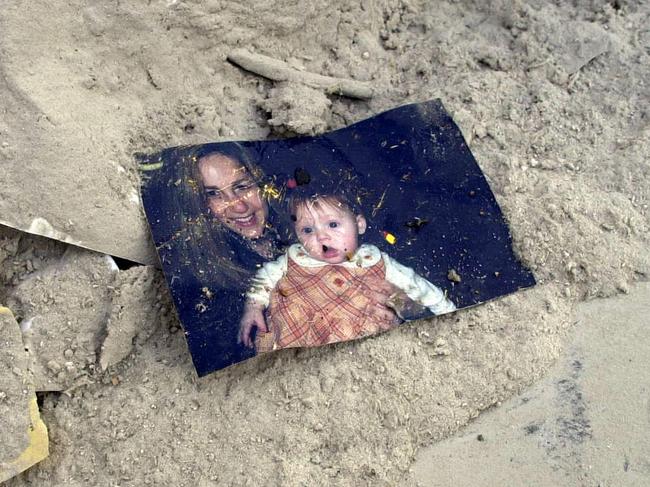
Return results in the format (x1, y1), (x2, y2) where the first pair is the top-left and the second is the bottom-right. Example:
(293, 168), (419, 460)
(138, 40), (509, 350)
(301, 227), (313, 234)
(328, 221), (339, 228)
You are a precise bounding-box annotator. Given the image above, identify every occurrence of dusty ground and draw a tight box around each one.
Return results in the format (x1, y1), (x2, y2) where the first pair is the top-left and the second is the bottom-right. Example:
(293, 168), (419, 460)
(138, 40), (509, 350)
(1, 0), (649, 485)
(413, 281), (650, 486)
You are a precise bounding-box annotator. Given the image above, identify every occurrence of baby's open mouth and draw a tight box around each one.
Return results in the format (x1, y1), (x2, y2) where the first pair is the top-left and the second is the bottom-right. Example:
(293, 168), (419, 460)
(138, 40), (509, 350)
(322, 245), (339, 258)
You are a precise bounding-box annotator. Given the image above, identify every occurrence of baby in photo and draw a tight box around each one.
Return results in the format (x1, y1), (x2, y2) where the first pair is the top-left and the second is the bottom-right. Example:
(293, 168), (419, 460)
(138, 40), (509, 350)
(239, 178), (456, 352)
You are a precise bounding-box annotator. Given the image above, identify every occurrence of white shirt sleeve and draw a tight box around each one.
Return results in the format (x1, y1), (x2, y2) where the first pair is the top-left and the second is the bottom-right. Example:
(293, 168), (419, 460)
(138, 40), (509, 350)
(382, 253), (456, 316)
(246, 253), (288, 307)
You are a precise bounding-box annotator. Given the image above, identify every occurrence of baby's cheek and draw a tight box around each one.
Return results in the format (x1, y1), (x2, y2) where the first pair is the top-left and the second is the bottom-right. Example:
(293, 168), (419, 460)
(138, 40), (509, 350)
(298, 235), (314, 249)
(305, 240), (321, 256)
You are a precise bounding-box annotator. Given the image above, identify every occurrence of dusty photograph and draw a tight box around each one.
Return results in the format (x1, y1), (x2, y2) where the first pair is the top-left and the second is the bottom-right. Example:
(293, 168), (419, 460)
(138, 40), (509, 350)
(0, 0), (648, 485)
(141, 101), (534, 374)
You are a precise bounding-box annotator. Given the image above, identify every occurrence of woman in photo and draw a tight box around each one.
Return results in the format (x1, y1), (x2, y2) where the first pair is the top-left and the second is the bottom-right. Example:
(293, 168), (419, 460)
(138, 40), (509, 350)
(156, 142), (290, 370)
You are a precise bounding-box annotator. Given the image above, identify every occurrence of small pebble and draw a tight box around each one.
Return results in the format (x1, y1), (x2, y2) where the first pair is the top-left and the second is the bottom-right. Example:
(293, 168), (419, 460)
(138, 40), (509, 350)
(447, 269), (462, 283)
(474, 125), (488, 139)
(47, 360), (62, 373)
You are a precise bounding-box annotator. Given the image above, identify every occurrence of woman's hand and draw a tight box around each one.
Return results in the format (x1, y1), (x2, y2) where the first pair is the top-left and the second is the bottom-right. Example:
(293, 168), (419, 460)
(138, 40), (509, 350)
(238, 302), (268, 348)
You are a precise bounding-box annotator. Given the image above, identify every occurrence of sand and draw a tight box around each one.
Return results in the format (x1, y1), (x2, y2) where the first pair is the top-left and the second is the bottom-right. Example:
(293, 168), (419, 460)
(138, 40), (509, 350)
(413, 281), (650, 486)
(0, 0), (648, 485)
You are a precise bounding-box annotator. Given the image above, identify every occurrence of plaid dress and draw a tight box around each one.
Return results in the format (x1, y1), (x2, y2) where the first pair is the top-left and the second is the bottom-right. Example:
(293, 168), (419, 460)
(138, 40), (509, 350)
(254, 254), (395, 352)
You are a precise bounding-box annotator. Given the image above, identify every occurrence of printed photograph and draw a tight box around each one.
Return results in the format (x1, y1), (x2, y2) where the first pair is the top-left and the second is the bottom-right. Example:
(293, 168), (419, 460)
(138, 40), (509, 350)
(139, 100), (536, 376)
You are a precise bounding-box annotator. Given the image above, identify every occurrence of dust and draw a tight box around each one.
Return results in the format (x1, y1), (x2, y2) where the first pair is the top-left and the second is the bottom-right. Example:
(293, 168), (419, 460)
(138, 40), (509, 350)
(1, 0), (649, 485)
(259, 82), (332, 136)
(0, 309), (30, 466)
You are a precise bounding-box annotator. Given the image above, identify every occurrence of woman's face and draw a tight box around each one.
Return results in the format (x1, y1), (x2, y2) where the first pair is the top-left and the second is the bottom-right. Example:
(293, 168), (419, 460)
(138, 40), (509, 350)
(198, 154), (268, 240)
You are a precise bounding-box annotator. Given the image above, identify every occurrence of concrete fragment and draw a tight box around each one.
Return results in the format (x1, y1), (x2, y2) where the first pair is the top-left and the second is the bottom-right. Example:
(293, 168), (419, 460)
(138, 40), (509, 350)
(258, 82), (332, 135)
(99, 266), (168, 370)
(7, 247), (116, 391)
(548, 21), (610, 74)
(0, 307), (49, 482)
(228, 49), (374, 99)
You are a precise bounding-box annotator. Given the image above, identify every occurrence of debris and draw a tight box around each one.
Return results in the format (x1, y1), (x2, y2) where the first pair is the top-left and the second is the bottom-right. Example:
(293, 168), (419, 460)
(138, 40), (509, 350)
(405, 217), (429, 233)
(447, 269), (462, 283)
(547, 21), (610, 75)
(7, 248), (117, 391)
(432, 337), (451, 356)
(99, 266), (170, 371)
(258, 82), (332, 135)
(0, 307), (49, 483)
(228, 49), (374, 99)
(261, 182), (281, 199)
(383, 231), (397, 245)
(372, 187), (389, 217)
(294, 168), (311, 186)
(201, 287), (214, 300)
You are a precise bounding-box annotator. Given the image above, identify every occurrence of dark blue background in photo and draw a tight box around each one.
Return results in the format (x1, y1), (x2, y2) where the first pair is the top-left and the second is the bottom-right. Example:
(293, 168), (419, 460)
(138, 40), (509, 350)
(140, 100), (535, 376)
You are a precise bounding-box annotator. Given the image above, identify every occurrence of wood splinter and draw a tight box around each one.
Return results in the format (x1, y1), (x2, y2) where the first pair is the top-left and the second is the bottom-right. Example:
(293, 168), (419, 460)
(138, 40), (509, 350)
(227, 48), (374, 100)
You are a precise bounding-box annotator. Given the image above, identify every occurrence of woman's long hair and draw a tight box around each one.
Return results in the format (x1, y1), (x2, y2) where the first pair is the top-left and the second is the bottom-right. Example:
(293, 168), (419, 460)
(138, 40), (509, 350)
(143, 142), (275, 289)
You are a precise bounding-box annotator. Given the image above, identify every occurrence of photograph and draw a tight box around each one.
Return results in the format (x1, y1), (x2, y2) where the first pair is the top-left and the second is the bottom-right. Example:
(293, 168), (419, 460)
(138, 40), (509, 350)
(140, 100), (536, 376)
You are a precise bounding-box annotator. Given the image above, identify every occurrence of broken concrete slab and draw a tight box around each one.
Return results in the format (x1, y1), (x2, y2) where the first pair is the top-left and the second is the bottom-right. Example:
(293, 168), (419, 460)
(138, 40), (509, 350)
(0, 65), (157, 265)
(100, 265), (173, 371)
(3, 224), (171, 384)
(6, 247), (117, 391)
(547, 21), (611, 74)
(0, 306), (49, 483)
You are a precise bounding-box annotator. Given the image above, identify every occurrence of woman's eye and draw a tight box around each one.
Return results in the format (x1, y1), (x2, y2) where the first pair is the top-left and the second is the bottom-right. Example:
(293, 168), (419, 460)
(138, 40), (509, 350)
(329, 221), (339, 228)
(302, 227), (313, 234)
(205, 190), (222, 199)
(234, 182), (255, 192)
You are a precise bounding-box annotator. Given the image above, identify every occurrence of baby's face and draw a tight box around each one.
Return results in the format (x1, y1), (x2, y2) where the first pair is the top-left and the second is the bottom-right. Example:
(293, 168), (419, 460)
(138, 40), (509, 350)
(294, 200), (367, 264)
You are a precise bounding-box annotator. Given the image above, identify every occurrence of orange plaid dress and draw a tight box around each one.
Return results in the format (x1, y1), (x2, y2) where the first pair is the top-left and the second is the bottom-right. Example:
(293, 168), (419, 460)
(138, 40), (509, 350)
(254, 255), (395, 352)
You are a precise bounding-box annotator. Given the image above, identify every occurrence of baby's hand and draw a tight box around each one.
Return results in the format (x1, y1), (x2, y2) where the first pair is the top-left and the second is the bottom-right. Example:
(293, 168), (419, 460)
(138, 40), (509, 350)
(238, 302), (268, 348)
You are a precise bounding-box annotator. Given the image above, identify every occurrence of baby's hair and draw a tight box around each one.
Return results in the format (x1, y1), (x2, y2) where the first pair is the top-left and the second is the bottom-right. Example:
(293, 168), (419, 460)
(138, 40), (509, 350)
(287, 184), (362, 223)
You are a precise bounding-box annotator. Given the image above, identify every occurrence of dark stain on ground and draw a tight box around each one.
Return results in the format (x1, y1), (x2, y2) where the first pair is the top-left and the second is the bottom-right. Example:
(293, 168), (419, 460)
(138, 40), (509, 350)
(555, 358), (592, 446)
(524, 423), (540, 435)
